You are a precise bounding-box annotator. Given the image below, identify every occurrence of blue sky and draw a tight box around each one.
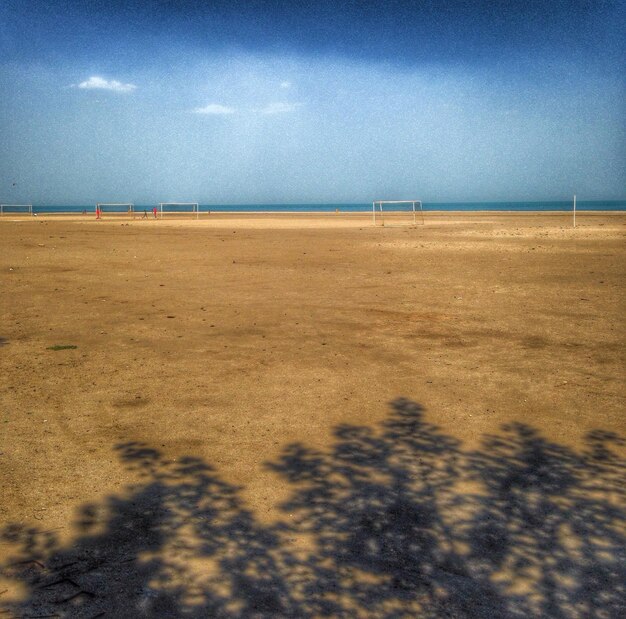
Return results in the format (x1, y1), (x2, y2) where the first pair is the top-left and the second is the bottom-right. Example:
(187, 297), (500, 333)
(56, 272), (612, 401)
(1, 0), (624, 204)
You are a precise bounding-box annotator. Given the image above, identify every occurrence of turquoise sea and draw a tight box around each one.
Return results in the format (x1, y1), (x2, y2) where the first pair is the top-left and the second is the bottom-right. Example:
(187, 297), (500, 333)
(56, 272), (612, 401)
(12, 200), (626, 214)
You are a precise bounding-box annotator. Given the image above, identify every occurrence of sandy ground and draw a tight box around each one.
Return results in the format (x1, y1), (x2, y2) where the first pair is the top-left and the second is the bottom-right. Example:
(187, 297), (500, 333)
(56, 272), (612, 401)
(0, 212), (624, 617)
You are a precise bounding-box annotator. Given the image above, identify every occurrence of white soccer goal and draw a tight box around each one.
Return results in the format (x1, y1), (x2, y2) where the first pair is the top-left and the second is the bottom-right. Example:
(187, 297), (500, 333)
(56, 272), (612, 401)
(158, 202), (200, 219)
(96, 203), (134, 217)
(0, 204), (33, 216)
(372, 200), (424, 226)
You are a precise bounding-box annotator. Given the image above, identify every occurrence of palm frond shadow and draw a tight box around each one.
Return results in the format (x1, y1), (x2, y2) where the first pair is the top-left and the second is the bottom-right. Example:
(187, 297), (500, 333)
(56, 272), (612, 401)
(1, 398), (624, 618)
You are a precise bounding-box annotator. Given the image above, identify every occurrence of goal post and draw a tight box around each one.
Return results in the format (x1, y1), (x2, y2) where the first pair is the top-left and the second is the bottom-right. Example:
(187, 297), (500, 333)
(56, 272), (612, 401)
(0, 204), (33, 216)
(372, 200), (424, 226)
(96, 203), (134, 218)
(158, 202), (200, 219)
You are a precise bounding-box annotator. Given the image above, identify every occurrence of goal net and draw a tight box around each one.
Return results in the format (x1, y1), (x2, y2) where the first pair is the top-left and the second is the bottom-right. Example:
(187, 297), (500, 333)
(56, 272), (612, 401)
(96, 203), (134, 218)
(158, 202), (200, 219)
(0, 204), (32, 216)
(372, 200), (424, 226)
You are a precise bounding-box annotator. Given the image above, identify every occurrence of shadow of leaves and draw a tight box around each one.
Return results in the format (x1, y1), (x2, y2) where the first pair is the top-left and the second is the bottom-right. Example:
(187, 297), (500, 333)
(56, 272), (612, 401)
(1, 398), (624, 618)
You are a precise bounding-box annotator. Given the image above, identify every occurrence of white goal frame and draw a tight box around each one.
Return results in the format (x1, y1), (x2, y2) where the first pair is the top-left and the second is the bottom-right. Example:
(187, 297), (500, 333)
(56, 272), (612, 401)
(372, 200), (424, 226)
(159, 202), (200, 219)
(96, 203), (134, 217)
(0, 204), (33, 216)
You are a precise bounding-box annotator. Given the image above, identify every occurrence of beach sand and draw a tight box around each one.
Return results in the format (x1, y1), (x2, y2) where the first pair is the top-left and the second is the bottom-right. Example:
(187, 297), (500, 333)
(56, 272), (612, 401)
(1, 212), (624, 615)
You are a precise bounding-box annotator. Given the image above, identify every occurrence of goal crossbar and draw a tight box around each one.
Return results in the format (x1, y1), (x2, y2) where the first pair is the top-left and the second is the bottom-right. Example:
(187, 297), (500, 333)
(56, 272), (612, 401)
(0, 204), (33, 216)
(373, 200), (423, 226)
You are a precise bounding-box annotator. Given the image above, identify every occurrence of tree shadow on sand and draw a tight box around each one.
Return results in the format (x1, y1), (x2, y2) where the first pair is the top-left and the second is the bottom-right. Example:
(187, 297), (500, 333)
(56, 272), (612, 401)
(1, 399), (624, 618)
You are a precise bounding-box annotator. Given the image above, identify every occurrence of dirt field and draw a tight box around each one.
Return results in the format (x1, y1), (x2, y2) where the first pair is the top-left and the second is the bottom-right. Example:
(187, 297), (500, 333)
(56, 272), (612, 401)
(1, 212), (625, 617)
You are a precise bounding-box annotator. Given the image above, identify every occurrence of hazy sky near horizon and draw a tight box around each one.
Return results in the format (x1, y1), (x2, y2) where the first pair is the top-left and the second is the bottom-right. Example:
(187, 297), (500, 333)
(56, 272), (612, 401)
(1, 0), (624, 204)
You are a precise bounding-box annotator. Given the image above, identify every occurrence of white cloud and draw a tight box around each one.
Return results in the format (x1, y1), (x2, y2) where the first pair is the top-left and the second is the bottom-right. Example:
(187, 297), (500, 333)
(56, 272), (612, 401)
(77, 76), (137, 93)
(261, 101), (302, 115)
(193, 103), (236, 115)
(280, 81), (292, 89)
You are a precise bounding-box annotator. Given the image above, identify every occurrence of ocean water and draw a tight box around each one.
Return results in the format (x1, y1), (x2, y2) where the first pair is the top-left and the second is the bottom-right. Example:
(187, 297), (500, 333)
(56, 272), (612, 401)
(15, 200), (626, 214)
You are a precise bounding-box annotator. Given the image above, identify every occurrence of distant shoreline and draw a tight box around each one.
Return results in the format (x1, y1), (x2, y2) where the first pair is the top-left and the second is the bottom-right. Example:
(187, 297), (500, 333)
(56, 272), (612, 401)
(3, 209), (625, 217)
(3, 203), (626, 216)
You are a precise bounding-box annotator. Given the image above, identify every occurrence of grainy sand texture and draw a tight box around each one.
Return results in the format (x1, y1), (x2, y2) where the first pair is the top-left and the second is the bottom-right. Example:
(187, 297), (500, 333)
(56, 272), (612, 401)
(1, 212), (625, 617)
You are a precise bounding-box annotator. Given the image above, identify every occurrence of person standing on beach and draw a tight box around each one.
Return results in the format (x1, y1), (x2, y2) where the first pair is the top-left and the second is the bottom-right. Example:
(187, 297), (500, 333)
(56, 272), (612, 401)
(152, 206), (158, 219)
